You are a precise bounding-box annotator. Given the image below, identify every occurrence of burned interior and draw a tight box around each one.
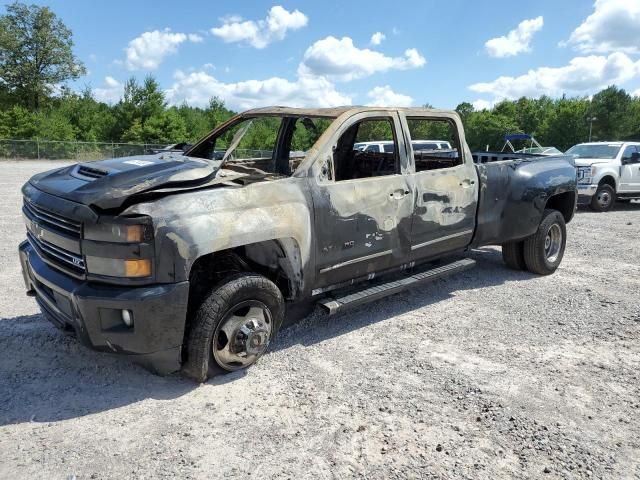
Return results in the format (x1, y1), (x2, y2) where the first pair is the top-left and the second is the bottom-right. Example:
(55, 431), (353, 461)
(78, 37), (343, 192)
(188, 114), (335, 177)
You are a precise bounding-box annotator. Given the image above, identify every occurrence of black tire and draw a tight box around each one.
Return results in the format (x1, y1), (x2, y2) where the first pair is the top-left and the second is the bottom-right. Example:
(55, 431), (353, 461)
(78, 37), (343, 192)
(183, 273), (284, 382)
(502, 241), (526, 270)
(523, 209), (567, 275)
(590, 184), (615, 212)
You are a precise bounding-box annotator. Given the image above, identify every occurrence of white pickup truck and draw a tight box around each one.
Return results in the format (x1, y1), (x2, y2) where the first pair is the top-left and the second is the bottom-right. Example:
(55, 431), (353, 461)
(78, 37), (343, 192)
(570, 142), (640, 211)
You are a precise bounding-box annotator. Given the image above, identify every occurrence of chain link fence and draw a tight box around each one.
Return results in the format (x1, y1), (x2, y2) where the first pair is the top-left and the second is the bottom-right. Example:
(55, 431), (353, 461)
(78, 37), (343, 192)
(0, 139), (168, 161)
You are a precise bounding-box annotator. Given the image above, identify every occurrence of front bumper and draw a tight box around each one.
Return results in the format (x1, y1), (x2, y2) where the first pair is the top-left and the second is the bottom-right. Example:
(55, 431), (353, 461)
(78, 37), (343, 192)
(19, 240), (189, 374)
(577, 184), (597, 204)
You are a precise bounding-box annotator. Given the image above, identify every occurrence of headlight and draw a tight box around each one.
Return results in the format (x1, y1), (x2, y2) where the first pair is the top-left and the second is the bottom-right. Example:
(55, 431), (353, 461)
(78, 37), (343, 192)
(84, 219), (153, 243)
(83, 216), (154, 278)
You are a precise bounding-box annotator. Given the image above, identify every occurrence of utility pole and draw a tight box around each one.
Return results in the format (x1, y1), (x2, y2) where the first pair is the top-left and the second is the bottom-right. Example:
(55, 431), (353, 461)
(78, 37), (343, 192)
(588, 117), (597, 142)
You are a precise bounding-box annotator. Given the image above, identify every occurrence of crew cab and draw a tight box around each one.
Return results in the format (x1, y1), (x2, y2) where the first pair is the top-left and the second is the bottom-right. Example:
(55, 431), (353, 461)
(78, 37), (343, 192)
(18, 107), (577, 381)
(568, 141), (640, 211)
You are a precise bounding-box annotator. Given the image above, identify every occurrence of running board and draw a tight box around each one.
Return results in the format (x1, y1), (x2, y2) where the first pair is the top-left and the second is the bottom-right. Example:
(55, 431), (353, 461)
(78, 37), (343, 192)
(318, 258), (476, 315)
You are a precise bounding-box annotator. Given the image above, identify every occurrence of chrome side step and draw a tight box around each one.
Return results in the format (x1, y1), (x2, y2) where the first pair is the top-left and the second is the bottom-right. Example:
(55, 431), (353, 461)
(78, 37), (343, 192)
(318, 258), (476, 315)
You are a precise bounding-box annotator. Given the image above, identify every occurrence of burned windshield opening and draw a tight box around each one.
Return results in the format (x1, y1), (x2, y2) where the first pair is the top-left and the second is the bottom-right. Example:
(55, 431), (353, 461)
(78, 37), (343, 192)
(188, 115), (334, 177)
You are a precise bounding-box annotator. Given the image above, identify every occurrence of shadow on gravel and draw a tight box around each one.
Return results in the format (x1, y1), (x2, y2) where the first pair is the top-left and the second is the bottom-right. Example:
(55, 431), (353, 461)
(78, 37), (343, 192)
(271, 247), (534, 353)
(0, 248), (529, 425)
(0, 314), (197, 426)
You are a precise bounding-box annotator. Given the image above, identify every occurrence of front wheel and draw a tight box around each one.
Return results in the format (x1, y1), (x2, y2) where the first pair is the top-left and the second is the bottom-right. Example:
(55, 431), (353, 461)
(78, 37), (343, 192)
(523, 209), (567, 275)
(590, 184), (615, 212)
(183, 273), (284, 382)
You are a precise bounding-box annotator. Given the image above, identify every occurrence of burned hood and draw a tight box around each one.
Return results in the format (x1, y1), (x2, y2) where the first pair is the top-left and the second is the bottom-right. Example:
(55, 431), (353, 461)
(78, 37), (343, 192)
(28, 154), (220, 210)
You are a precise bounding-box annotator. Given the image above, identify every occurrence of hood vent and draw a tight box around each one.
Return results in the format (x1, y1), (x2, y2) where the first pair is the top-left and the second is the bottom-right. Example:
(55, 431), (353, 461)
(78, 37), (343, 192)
(77, 165), (109, 179)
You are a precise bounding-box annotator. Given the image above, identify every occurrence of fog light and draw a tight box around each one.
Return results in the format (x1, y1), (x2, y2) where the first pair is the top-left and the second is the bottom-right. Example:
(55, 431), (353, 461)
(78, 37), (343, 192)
(121, 309), (134, 327)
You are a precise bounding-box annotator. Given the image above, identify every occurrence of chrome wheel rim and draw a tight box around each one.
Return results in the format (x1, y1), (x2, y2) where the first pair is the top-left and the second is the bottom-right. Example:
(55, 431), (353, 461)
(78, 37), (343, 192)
(213, 300), (272, 371)
(544, 223), (562, 263)
(596, 190), (612, 209)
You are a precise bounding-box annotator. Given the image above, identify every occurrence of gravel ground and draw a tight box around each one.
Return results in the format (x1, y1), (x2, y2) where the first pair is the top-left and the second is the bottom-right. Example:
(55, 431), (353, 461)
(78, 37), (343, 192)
(1, 160), (639, 479)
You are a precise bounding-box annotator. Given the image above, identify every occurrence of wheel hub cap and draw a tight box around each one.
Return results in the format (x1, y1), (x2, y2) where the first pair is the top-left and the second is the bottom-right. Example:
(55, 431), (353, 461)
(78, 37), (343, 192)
(544, 223), (562, 263)
(213, 302), (272, 371)
(598, 191), (611, 207)
(234, 319), (270, 356)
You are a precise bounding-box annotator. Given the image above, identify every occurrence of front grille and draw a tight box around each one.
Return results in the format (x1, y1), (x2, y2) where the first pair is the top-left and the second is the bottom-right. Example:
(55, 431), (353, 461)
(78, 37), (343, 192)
(576, 167), (591, 184)
(23, 200), (81, 238)
(77, 165), (108, 179)
(27, 232), (85, 276)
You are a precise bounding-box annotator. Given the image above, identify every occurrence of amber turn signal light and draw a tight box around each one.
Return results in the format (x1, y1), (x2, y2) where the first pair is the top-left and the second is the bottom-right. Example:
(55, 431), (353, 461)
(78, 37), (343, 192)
(125, 225), (144, 242)
(124, 259), (152, 277)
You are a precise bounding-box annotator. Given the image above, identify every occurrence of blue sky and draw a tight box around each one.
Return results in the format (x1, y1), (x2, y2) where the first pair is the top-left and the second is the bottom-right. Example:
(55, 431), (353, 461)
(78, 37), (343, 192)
(3, 0), (640, 110)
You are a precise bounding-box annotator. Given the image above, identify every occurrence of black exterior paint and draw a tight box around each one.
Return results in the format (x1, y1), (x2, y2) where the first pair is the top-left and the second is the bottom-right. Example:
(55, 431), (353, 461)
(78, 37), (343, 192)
(17, 107), (577, 375)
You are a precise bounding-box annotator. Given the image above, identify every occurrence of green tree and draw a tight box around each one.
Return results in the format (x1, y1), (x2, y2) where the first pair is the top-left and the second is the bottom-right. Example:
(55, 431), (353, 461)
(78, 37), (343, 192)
(113, 76), (167, 142)
(142, 108), (188, 144)
(538, 98), (590, 151)
(455, 102), (474, 121)
(205, 97), (234, 131)
(589, 86), (632, 141)
(0, 2), (85, 110)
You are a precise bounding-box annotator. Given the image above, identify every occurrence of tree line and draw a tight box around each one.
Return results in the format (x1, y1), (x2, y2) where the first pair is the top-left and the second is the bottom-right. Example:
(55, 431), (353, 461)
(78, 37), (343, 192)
(1, 2), (639, 152)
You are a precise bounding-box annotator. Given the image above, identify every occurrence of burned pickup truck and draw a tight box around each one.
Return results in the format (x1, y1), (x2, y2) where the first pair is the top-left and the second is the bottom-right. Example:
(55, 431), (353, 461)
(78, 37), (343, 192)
(19, 107), (577, 381)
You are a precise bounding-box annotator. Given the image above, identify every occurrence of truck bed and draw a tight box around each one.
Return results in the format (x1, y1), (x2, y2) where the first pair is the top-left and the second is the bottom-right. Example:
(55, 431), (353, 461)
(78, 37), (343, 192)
(471, 153), (577, 247)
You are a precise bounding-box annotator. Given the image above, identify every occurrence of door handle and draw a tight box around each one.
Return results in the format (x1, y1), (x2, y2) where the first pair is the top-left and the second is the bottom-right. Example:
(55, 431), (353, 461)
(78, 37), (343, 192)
(460, 179), (475, 188)
(389, 189), (410, 199)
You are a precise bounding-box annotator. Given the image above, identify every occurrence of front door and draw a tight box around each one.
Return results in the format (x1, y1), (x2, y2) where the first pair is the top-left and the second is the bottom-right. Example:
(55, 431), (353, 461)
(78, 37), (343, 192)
(619, 145), (640, 193)
(310, 112), (414, 289)
(398, 113), (478, 260)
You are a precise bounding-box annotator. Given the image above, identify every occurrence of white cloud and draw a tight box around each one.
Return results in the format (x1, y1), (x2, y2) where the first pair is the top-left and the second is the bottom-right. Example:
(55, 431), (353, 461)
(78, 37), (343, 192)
(485, 16), (544, 58)
(93, 76), (124, 104)
(366, 85), (413, 107)
(210, 6), (308, 49)
(299, 36), (426, 81)
(633, 88), (640, 97)
(469, 52), (640, 100)
(566, 0), (640, 54)
(165, 70), (351, 110)
(471, 99), (494, 111)
(125, 29), (202, 71)
(370, 32), (385, 46)
(188, 33), (204, 43)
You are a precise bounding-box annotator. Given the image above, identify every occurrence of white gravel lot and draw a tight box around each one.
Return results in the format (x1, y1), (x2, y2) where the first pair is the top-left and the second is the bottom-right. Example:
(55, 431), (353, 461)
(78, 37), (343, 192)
(1, 160), (639, 479)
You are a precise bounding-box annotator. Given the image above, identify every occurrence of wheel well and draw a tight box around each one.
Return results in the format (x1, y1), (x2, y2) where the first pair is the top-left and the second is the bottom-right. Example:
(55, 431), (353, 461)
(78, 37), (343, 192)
(599, 176), (616, 189)
(182, 240), (302, 362)
(187, 239), (302, 312)
(545, 191), (576, 223)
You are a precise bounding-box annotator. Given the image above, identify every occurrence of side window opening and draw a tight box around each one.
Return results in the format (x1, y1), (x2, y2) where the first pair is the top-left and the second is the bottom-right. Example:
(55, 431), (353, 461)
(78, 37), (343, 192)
(189, 115), (333, 177)
(333, 118), (399, 181)
(407, 118), (462, 172)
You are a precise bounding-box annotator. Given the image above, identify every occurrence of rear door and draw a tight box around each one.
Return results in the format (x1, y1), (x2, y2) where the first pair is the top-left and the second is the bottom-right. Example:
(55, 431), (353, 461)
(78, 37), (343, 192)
(619, 144), (640, 193)
(309, 112), (414, 288)
(398, 113), (478, 260)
